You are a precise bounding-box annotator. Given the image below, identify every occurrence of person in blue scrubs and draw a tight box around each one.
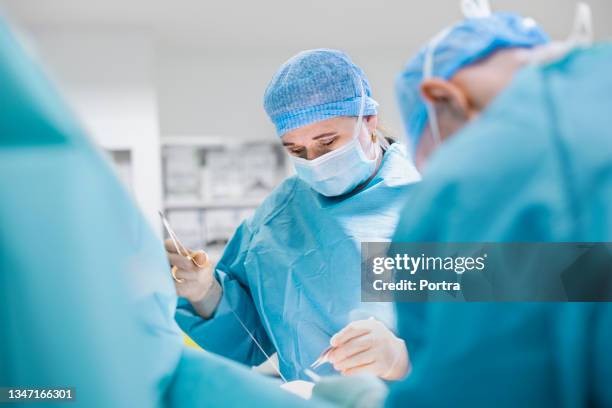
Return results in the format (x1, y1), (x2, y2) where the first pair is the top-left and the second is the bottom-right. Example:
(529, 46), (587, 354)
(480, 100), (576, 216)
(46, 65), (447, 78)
(170, 49), (420, 381)
(382, 7), (612, 408)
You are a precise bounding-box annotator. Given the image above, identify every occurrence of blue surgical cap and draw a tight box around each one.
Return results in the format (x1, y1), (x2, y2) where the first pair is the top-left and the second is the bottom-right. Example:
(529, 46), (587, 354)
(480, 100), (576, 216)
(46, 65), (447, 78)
(396, 13), (550, 151)
(264, 49), (378, 137)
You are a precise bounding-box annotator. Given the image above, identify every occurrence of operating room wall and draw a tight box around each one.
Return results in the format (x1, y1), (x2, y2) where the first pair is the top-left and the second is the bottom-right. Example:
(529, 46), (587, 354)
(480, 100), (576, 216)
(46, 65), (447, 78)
(22, 27), (163, 232)
(157, 48), (408, 141)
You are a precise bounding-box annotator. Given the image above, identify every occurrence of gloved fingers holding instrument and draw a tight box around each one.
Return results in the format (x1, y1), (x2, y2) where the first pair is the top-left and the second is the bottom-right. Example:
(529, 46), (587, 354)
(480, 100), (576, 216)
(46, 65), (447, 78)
(163, 240), (215, 300)
(159, 211), (223, 318)
(326, 317), (410, 380)
(163, 239), (223, 319)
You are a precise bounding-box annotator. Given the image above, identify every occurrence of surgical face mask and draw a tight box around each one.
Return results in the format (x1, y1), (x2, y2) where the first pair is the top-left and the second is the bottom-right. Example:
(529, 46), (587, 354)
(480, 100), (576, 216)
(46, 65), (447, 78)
(290, 77), (380, 197)
(291, 127), (380, 197)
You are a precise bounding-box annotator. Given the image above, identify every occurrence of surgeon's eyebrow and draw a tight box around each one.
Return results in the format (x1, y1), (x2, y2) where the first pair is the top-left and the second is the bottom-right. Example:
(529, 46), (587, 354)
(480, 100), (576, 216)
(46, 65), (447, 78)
(282, 132), (338, 146)
(312, 132), (338, 140)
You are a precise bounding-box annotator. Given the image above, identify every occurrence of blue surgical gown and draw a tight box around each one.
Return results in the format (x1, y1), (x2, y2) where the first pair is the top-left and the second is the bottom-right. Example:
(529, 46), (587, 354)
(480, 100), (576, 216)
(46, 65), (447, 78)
(387, 44), (612, 407)
(176, 142), (422, 380)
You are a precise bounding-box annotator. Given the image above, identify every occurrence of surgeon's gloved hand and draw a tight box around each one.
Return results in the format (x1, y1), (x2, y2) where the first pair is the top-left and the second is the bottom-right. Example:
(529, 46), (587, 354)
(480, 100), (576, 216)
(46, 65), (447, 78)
(164, 240), (222, 319)
(327, 318), (410, 380)
(312, 374), (388, 408)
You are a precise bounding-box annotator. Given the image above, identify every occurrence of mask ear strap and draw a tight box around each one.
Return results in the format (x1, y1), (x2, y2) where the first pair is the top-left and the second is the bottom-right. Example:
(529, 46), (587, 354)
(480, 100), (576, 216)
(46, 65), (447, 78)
(355, 77), (390, 154)
(568, 2), (593, 47)
(425, 0), (475, 145)
(423, 28), (452, 147)
(353, 73), (367, 140)
(375, 129), (390, 150)
(353, 70), (384, 157)
(353, 69), (391, 154)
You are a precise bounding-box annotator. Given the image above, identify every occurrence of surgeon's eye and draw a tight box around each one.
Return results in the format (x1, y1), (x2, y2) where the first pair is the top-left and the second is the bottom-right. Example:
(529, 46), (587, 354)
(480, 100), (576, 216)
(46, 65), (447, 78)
(319, 137), (338, 147)
(288, 147), (305, 156)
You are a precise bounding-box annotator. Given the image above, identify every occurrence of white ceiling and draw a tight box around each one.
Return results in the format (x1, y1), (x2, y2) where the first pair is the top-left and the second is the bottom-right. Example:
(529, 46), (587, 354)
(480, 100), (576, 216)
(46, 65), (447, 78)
(2, 0), (611, 51)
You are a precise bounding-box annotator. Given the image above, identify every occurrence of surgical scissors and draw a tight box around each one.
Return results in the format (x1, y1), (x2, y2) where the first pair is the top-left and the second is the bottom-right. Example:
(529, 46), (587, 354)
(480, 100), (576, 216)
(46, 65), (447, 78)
(158, 210), (208, 282)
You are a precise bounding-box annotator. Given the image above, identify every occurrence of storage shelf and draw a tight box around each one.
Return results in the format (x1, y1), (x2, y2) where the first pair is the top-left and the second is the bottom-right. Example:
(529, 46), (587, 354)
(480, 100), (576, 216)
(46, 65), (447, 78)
(161, 136), (278, 148)
(160, 136), (289, 250)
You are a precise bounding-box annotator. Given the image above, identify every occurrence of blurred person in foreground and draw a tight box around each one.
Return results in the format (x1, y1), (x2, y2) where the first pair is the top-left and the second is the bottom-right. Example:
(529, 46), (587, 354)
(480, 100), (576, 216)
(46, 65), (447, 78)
(0, 15), (332, 408)
(312, 1), (612, 407)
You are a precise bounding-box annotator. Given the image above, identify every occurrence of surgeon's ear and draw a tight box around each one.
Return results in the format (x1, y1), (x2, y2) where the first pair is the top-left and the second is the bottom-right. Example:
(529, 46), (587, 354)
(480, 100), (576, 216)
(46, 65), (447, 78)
(420, 78), (471, 118)
(364, 115), (378, 134)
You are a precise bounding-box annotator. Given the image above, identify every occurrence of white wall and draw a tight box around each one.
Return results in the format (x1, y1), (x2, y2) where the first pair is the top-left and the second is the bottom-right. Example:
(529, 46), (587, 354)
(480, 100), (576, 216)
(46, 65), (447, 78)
(155, 0), (612, 142)
(157, 50), (279, 141)
(27, 27), (163, 232)
(157, 47), (409, 142)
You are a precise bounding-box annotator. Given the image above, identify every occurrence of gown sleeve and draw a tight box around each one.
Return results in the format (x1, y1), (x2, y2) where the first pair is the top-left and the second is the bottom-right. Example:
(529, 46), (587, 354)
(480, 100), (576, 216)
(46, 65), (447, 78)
(175, 220), (274, 367)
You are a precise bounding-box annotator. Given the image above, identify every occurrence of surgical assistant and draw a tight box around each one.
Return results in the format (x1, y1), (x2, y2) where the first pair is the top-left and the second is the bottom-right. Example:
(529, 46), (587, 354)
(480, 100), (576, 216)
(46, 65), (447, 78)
(173, 49), (421, 381)
(385, 8), (612, 408)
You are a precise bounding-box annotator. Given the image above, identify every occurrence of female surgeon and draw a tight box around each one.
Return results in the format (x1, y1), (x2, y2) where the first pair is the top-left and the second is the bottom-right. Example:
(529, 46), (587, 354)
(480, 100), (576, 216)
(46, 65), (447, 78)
(167, 49), (421, 381)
